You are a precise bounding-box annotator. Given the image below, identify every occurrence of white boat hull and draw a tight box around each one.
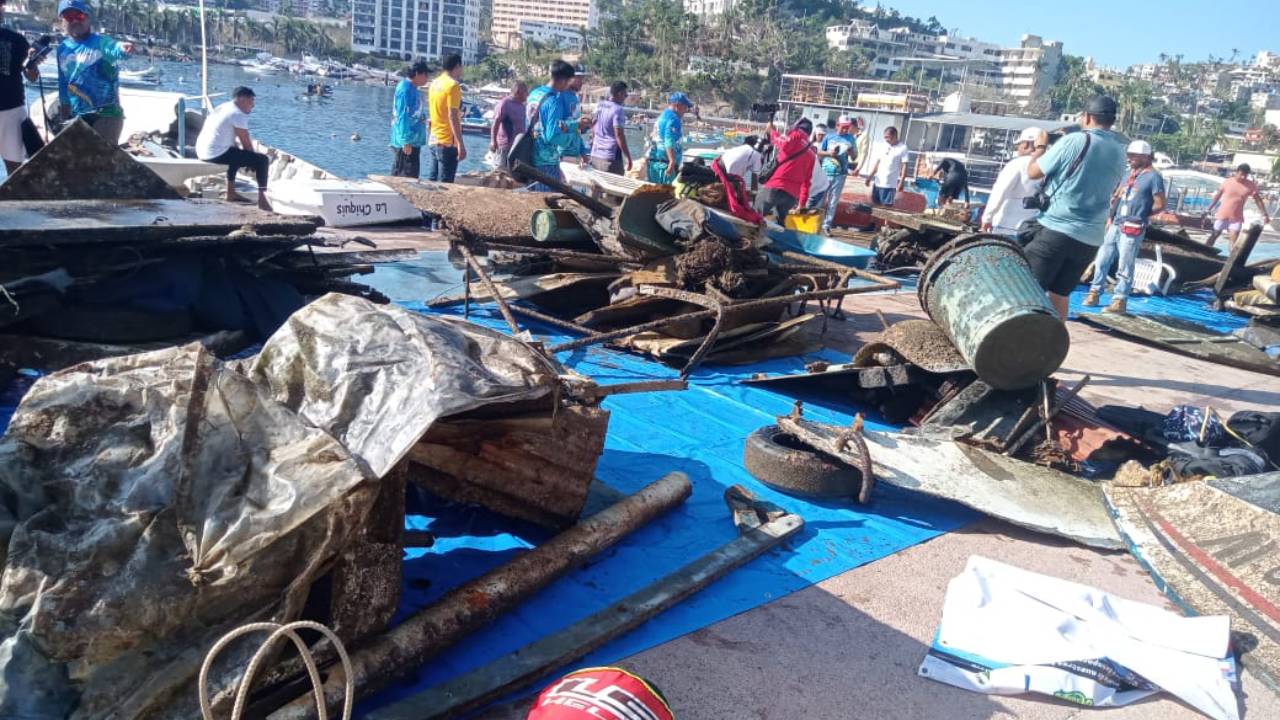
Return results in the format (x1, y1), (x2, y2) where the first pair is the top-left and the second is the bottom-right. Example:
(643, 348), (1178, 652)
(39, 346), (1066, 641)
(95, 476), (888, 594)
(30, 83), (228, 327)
(267, 180), (420, 227)
(137, 156), (225, 186)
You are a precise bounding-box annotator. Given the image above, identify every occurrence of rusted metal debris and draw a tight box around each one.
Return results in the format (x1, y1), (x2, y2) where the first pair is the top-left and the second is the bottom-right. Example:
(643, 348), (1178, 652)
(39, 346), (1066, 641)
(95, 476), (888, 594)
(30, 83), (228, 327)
(775, 402), (876, 504)
(262, 472), (694, 720)
(0, 119), (179, 201)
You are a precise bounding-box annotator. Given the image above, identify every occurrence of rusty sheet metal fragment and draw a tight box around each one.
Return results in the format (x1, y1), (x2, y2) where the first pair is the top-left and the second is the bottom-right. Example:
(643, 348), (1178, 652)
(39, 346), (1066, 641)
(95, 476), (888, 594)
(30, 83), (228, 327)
(1106, 476), (1280, 689)
(375, 175), (559, 241)
(864, 428), (1123, 549)
(265, 472), (694, 720)
(366, 485), (802, 720)
(1079, 312), (1280, 377)
(0, 119), (179, 201)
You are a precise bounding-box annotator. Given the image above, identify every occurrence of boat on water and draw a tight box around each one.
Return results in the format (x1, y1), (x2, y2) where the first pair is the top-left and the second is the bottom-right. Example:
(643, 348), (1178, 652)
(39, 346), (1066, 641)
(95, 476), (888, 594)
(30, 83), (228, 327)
(119, 67), (161, 87)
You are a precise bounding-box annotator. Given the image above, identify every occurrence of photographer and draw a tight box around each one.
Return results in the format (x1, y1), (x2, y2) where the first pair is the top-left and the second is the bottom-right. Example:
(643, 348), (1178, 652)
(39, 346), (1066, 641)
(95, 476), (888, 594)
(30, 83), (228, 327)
(55, 0), (134, 144)
(1023, 96), (1127, 321)
(0, 0), (42, 173)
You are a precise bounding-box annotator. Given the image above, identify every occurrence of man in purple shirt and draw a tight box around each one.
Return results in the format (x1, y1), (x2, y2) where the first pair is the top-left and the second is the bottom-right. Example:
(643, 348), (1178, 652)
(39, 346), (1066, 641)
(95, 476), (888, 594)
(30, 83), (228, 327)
(588, 81), (632, 175)
(488, 80), (528, 170)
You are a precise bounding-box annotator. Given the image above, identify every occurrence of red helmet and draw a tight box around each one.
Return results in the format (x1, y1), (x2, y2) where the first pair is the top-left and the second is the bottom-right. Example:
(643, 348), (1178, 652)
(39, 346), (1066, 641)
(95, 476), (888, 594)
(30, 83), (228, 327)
(527, 667), (674, 720)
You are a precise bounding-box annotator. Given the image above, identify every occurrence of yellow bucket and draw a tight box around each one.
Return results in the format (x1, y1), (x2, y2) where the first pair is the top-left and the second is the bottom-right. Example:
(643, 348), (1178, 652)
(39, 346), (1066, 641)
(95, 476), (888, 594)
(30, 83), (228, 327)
(784, 210), (822, 234)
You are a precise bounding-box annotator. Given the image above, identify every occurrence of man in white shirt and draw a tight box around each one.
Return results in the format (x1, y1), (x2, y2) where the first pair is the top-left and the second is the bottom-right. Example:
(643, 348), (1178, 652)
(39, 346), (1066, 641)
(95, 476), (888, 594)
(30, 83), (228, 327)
(980, 127), (1048, 236)
(719, 135), (763, 188)
(196, 86), (272, 211)
(864, 126), (908, 206)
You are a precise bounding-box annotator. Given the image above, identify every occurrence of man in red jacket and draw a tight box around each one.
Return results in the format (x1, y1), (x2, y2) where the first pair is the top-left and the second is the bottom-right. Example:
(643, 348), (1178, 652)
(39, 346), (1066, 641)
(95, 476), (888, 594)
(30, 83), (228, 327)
(753, 117), (816, 224)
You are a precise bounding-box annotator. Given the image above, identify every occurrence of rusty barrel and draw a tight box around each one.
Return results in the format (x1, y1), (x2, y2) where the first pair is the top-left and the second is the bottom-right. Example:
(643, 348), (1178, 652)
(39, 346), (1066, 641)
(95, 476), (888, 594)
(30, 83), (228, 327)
(918, 234), (1068, 390)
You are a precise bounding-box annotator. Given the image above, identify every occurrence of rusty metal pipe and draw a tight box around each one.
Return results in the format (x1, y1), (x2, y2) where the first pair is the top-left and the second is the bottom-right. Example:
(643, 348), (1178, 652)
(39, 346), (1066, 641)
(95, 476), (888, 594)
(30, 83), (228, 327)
(507, 304), (596, 335)
(266, 472), (693, 720)
(471, 241), (640, 267)
(458, 244), (521, 335)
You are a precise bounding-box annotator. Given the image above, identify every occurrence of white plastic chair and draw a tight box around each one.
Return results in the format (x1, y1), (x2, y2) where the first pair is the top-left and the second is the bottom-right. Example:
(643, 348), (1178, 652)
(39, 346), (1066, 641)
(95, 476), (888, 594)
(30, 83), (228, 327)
(1118, 243), (1177, 296)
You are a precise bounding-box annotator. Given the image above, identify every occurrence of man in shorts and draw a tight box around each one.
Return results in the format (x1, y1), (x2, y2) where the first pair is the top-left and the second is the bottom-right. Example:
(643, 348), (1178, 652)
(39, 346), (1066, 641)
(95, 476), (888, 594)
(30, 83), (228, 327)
(1205, 164), (1271, 251)
(1023, 96), (1128, 321)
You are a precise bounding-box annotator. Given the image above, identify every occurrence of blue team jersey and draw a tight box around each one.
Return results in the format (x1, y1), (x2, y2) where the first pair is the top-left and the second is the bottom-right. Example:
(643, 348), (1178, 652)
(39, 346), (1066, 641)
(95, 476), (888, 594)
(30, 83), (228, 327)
(57, 34), (125, 118)
(389, 78), (426, 148)
(529, 85), (581, 167)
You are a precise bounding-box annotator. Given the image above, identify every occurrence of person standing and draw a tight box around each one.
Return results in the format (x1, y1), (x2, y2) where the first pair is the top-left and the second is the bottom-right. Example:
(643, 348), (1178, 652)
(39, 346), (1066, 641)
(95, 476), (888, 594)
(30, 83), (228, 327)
(934, 157), (970, 205)
(646, 92), (692, 184)
(488, 80), (527, 171)
(754, 117), (816, 224)
(0, 1), (41, 173)
(588, 80), (631, 175)
(863, 126), (908, 207)
(527, 60), (581, 187)
(55, 0), (133, 144)
(1024, 95), (1128, 321)
(805, 124), (831, 210)
(1083, 140), (1166, 314)
(1205, 164), (1271, 251)
(426, 52), (466, 183)
(389, 60), (429, 178)
(816, 115), (858, 233)
(980, 127), (1047, 236)
(195, 86), (272, 212)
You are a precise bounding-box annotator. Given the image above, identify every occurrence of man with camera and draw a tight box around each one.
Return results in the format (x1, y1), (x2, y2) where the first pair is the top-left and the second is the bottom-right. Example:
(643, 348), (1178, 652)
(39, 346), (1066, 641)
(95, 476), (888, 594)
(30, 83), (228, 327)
(1024, 96), (1128, 321)
(55, 0), (134, 144)
(980, 127), (1046, 236)
(0, 0), (43, 173)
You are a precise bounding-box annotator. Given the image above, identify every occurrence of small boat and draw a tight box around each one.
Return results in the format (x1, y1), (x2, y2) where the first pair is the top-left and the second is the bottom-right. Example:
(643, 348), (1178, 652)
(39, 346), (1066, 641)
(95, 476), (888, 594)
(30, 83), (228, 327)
(119, 67), (161, 87)
(461, 117), (490, 135)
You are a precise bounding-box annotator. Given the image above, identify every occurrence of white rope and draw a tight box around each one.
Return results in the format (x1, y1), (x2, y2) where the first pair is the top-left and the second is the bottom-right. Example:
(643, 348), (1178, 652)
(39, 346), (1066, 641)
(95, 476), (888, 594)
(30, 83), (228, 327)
(198, 621), (354, 720)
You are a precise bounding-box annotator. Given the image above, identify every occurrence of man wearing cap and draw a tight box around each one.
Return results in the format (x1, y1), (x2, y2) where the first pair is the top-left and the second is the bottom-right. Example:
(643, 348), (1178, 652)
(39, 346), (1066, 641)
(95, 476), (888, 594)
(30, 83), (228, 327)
(816, 115), (858, 233)
(196, 86), (273, 212)
(719, 134), (763, 189)
(646, 92), (692, 184)
(1025, 95), (1128, 321)
(980, 127), (1047, 236)
(1205, 164), (1271, 250)
(863, 126), (908, 207)
(1083, 140), (1166, 314)
(54, 0), (133, 144)
(754, 117), (816, 224)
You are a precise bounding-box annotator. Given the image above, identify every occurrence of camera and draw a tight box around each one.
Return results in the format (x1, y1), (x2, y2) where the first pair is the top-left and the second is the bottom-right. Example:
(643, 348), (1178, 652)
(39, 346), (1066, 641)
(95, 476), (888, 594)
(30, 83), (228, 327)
(750, 102), (780, 114)
(25, 35), (56, 71)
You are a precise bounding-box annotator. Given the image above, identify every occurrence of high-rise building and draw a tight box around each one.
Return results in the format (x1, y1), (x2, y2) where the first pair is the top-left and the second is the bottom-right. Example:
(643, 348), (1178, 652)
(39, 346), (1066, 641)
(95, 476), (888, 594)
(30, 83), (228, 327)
(490, 0), (597, 51)
(351, 0), (480, 63)
(684, 0), (736, 16)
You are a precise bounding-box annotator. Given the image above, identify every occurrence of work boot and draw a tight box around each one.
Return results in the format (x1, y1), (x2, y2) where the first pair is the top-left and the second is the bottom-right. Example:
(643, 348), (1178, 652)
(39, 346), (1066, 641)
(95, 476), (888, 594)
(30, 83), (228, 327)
(1103, 297), (1127, 314)
(1083, 290), (1100, 307)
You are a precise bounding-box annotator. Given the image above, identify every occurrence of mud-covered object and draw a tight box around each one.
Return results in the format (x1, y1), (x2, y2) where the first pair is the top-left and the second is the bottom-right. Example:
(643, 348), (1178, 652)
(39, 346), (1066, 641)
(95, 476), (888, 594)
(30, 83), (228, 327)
(654, 198), (742, 243)
(0, 293), (558, 719)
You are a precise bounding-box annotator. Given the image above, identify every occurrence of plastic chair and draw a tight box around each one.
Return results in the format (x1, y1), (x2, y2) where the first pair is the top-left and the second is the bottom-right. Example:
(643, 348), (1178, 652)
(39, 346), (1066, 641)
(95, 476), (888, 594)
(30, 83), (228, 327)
(1118, 243), (1177, 296)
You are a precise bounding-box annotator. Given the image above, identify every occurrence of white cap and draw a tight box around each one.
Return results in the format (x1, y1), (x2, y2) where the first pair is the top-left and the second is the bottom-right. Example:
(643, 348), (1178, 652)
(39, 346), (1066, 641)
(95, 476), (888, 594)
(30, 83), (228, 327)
(1016, 127), (1043, 144)
(1127, 139), (1153, 155)
(837, 115), (854, 127)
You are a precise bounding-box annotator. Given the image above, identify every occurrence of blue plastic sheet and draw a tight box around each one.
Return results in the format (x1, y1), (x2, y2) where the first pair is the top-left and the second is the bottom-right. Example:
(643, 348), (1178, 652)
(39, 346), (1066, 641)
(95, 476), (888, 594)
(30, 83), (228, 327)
(1068, 286), (1248, 334)
(361, 301), (979, 713)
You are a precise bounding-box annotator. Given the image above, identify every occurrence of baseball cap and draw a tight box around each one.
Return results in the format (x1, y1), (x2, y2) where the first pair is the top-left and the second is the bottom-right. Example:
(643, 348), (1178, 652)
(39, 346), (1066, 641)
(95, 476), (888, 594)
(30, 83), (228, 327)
(1085, 95), (1118, 118)
(837, 115), (853, 127)
(1016, 127), (1043, 144)
(58, 0), (90, 15)
(1126, 140), (1153, 155)
(668, 91), (692, 108)
(527, 667), (673, 720)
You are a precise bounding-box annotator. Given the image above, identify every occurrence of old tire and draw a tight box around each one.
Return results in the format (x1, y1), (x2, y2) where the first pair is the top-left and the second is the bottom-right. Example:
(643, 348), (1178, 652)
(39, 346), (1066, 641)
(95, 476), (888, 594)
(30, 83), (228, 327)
(743, 424), (862, 499)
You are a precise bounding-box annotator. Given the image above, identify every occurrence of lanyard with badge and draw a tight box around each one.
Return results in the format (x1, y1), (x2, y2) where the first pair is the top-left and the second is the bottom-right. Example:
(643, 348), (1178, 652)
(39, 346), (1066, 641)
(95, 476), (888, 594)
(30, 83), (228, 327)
(1117, 168), (1148, 237)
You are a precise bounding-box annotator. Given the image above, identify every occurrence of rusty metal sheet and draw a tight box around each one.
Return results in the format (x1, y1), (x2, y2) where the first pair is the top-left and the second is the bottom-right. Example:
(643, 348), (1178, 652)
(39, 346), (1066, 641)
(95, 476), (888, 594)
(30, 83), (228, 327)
(0, 199), (319, 247)
(0, 119), (180, 201)
(1106, 478), (1280, 689)
(1080, 312), (1280, 377)
(852, 318), (968, 373)
(375, 175), (558, 241)
(745, 361), (925, 390)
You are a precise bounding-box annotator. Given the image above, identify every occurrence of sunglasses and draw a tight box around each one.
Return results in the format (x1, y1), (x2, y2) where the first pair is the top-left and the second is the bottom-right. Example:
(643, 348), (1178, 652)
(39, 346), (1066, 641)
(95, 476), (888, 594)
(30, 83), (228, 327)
(61, 10), (87, 20)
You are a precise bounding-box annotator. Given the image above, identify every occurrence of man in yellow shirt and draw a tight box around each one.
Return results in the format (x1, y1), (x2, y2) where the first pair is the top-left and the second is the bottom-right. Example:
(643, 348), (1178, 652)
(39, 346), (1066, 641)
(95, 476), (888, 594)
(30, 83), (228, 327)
(426, 53), (466, 182)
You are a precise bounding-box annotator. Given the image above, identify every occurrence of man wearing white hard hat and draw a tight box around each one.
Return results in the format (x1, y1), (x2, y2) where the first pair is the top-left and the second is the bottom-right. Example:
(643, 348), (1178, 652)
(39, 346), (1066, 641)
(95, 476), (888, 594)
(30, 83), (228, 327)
(980, 126), (1047, 236)
(1082, 139), (1166, 314)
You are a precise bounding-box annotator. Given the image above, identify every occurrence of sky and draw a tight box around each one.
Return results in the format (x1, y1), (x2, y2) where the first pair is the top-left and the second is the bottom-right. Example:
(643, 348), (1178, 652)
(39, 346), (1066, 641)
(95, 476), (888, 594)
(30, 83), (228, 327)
(889, 0), (1276, 68)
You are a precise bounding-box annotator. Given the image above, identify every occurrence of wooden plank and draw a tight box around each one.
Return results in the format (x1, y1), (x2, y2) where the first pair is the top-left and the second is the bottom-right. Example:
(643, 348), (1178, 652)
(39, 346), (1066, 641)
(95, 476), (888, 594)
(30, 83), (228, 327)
(0, 199), (319, 246)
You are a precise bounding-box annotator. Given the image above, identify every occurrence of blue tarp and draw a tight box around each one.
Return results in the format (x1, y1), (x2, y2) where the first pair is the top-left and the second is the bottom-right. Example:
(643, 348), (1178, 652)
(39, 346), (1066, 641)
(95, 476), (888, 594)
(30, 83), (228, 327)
(364, 301), (978, 712)
(1068, 286), (1249, 334)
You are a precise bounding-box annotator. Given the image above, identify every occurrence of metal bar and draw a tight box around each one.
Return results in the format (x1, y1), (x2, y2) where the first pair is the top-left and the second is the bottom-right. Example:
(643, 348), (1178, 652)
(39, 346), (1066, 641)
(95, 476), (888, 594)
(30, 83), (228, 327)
(577, 379), (688, 399)
(681, 303), (725, 379)
(1042, 381), (1054, 444)
(462, 261), (471, 319)
(512, 160), (615, 219)
(473, 241), (639, 267)
(1004, 375), (1092, 457)
(265, 472), (693, 720)
(368, 502), (803, 720)
(458, 244), (520, 335)
(507, 305), (595, 335)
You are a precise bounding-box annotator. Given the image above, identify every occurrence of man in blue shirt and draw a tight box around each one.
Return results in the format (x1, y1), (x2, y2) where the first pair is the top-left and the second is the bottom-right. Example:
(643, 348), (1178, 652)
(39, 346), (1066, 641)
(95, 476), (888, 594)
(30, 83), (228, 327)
(389, 60), (430, 178)
(389, 60), (429, 178)
(1025, 95), (1128, 321)
(816, 115), (858, 234)
(647, 92), (692, 184)
(526, 60), (582, 189)
(1083, 140), (1166, 314)
(55, 0), (133, 144)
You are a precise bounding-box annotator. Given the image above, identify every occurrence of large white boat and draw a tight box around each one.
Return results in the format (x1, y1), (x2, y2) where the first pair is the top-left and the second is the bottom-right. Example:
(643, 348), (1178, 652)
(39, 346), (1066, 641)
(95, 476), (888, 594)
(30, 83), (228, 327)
(28, 87), (420, 228)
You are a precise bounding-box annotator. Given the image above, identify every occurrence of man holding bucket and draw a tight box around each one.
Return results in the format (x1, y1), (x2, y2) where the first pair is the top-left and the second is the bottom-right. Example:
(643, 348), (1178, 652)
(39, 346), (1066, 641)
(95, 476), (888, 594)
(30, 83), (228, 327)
(1024, 96), (1128, 321)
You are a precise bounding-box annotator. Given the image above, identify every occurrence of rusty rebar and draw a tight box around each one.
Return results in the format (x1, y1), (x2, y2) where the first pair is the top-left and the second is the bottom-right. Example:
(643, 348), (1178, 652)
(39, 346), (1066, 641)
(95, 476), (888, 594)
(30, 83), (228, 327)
(470, 241), (639, 267)
(1004, 375), (1092, 457)
(508, 304), (595, 334)
(457, 244), (521, 335)
(266, 472), (693, 720)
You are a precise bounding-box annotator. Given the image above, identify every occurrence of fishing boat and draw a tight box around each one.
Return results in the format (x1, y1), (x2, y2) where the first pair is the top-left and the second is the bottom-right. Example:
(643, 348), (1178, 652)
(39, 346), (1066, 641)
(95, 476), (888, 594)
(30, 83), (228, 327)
(119, 67), (161, 87)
